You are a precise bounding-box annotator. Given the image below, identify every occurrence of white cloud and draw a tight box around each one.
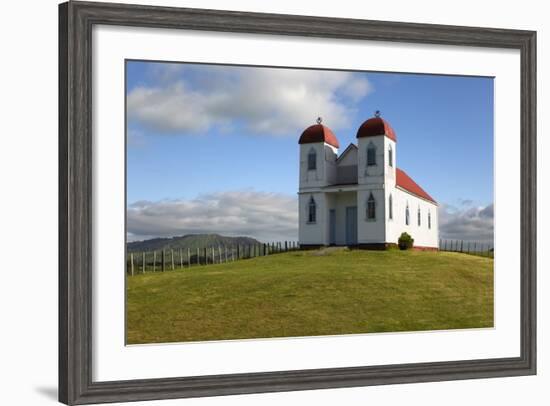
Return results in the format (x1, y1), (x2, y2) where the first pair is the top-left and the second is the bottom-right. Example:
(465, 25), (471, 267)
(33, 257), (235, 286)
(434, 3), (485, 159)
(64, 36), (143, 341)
(127, 190), (493, 246)
(439, 202), (494, 244)
(127, 190), (298, 242)
(127, 65), (372, 136)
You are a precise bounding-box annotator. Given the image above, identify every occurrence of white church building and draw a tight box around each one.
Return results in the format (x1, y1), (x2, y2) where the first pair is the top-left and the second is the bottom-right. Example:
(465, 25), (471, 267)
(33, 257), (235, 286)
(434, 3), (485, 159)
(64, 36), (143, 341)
(298, 112), (439, 249)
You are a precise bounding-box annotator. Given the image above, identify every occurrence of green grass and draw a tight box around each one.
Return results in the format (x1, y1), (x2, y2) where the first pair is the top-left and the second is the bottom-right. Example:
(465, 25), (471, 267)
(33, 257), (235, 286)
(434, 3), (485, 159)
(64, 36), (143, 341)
(126, 249), (493, 344)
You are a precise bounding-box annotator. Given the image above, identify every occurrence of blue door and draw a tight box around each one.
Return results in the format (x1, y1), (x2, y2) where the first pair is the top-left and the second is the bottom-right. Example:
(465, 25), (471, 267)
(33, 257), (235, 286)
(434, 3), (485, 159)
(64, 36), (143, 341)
(346, 206), (358, 246)
(329, 209), (336, 245)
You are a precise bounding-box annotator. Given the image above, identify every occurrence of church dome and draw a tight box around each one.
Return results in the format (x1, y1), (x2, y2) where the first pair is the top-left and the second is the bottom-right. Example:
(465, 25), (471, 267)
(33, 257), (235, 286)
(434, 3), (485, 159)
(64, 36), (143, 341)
(356, 113), (397, 142)
(299, 120), (340, 149)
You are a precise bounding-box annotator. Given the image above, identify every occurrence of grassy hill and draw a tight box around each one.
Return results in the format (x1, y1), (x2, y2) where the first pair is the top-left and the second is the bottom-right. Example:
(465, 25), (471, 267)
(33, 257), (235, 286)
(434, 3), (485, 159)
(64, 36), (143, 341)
(127, 233), (261, 253)
(126, 249), (494, 344)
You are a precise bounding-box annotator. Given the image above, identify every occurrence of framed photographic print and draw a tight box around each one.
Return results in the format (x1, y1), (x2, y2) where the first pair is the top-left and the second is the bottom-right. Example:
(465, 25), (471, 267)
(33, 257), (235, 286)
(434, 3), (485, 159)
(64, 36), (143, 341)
(59, 1), (536, 404)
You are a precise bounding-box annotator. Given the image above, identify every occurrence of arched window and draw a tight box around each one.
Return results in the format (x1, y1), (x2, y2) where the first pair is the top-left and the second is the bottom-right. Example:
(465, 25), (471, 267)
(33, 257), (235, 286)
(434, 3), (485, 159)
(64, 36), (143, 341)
(307, 148), (317, 170)
(405, 204), (410, 225)
(367, 142), (376, 166)
(308, 196), (317, 223)
(417, 207), (421, 226)
(367, 193), (376, 220)
(388, 144), (393, 167)
(389, 194), (393, 220)
(428, 211), (432, 229)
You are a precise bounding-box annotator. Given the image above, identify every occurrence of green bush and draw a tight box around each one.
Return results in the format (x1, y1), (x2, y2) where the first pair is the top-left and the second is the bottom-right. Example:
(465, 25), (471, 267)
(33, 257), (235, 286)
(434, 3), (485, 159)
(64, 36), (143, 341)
(398, 232), (414, 250)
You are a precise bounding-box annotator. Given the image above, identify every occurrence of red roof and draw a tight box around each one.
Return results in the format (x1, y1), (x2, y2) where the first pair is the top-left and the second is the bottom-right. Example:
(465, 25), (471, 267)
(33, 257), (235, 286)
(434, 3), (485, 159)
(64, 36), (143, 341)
(299, 124), (340, 148)
(356, 117), (397, 142)
(396, 168), (436, 203)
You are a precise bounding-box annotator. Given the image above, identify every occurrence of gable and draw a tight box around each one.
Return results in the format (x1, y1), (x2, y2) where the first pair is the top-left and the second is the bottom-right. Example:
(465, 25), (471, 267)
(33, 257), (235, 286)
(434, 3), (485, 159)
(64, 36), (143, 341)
(337, 143), (358, 167)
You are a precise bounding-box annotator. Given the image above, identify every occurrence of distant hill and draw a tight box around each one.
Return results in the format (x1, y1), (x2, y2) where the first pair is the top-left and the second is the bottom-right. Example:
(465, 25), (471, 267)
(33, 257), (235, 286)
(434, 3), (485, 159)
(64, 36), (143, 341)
(127, 234), (261, 253)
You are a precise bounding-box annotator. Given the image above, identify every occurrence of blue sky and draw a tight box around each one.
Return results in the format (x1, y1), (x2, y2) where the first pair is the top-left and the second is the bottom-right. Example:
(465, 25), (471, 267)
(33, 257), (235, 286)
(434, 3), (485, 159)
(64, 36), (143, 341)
(126, 61), (494, 243)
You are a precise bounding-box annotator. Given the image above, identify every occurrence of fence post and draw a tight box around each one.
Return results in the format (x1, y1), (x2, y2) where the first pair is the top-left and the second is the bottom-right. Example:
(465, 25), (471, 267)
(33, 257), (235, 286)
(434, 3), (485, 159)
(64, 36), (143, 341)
(171, 249), (174, 270)
(473, 242), (477, 253)
(130, 253), (134, 276)
(180, 248), (183, 268)
(197, 248), (200, 265)
(204, 247), (207, 264)
(162, 250), (165, 272)
(153, 251), (156, 272)
(142, 252), (145, 273)
(285, 241), (288, 251)
(187, 248), (191, 268)
(237, 245), (240, 259)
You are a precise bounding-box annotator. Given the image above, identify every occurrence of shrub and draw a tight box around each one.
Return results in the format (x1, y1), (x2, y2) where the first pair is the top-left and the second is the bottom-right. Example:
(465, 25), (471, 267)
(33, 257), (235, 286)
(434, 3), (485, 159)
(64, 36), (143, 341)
(398, 232), (414, 250)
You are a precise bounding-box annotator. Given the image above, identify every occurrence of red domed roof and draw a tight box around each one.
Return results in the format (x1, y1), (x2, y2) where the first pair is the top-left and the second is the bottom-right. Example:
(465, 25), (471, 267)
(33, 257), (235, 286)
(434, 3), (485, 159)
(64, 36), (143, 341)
(356, 117), (396, 142)
(299, 124), (340, 148)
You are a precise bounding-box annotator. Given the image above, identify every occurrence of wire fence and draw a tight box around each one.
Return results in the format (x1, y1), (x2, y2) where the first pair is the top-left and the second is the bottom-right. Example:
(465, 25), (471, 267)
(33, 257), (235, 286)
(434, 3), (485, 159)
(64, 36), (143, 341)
(126, 241), (300, 275)
(127, 239), (493, 275)
(439, 239), (493, 258)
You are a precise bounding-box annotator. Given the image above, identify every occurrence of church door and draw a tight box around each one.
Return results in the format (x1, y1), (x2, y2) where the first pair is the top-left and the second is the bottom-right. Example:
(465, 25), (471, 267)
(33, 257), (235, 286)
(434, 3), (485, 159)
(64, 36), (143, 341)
(329, 209), (336, 245)
(345, 206), (358, 246)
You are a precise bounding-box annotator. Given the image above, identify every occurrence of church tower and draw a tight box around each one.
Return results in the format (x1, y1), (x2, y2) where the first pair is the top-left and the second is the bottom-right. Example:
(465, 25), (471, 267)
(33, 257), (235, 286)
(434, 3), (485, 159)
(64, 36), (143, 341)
(298, 117), (339, 189)
(298, 118), (339, 245)
(355, 111), (397, 244)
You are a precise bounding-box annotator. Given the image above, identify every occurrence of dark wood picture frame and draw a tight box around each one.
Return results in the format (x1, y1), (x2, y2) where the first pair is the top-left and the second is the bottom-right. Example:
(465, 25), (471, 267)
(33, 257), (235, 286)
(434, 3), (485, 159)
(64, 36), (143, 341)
(59, 1), (537, 404)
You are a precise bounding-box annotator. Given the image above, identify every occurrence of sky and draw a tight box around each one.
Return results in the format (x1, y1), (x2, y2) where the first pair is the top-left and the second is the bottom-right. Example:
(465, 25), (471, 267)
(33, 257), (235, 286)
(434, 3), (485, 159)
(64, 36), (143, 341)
(126, 61), (494, 244)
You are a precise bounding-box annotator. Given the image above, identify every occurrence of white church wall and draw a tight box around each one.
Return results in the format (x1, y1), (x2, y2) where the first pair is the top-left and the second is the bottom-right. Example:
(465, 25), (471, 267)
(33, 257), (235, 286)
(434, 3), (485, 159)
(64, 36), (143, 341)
(298, 192), (327, 245)
(388, 188), (439, 248)
(357, 135), (386, 186)
(357, 187), (386, 243)
(384, 137), (397, 183)
(299, 143), (338, 188)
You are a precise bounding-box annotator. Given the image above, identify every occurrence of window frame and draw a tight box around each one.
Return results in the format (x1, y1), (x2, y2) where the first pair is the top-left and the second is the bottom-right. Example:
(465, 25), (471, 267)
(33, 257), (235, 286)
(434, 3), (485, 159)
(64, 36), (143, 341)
(307, 148), (317, 171)
(367, 192), (376, 220)
(366, 142), (376, 166)
(307, 196), (317, 224)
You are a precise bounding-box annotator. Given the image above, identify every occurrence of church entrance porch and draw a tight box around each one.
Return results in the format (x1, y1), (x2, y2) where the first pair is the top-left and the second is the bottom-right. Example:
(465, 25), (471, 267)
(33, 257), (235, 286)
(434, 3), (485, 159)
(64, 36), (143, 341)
(325, 191), (358, 246)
